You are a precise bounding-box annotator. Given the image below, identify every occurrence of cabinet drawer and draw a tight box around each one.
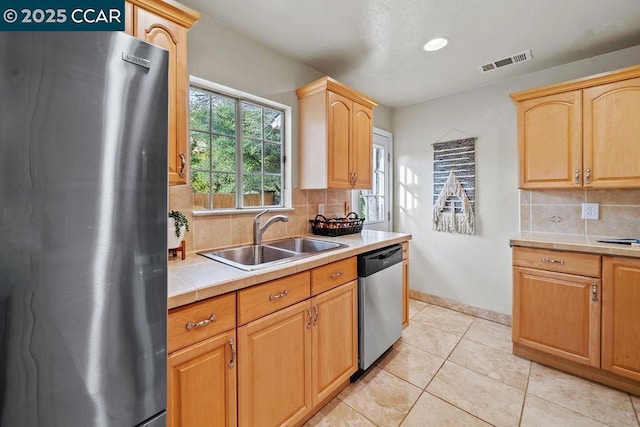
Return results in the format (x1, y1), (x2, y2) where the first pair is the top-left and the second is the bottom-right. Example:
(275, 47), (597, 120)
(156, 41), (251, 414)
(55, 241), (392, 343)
(311, 257), (357, 295)
(238, 271), (311, 325)
(512, 246), (601, 278)
(168, 293), (236, 353)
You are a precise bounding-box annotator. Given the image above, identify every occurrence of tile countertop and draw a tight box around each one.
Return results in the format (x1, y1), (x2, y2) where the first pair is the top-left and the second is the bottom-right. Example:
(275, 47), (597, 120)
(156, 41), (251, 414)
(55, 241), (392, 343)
(168, 230), (412, 310)
(510, 232), (640, 259)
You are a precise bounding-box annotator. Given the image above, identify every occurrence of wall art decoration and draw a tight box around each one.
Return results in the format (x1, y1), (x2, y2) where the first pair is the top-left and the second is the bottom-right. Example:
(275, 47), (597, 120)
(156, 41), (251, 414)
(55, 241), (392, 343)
(432, 137), (476, 234)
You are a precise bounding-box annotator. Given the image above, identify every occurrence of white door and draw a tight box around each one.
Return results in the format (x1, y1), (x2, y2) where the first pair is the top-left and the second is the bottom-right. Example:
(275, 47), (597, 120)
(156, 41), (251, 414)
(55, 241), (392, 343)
(353, 128), (393, 231)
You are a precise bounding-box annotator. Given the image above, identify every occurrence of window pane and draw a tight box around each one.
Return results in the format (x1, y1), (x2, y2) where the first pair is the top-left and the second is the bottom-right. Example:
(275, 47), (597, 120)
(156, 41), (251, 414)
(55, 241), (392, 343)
(243, 138), (262, 173)
(242, 103), (262, 139)
(264, 142), (281, 174)
(263, 175), (282, 206)
(190, 89), (210, 131)
(374, 146), (385, 171)
(263, 109), (282, 142)
(212, 95), (236, 136)
(375, 171), (384, 196)
(212, 173), (236, 209)
(243, 174), (262, 207)
(212, 135), (236, 172)
(190, 131), (210, 171)
(189, 84), (286, 211)
(191, 171), (211, 209)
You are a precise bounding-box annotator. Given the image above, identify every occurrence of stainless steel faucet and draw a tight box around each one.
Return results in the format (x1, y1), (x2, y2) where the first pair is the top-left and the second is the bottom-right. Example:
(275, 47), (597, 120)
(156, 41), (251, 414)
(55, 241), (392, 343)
(253, 209), (289, 245)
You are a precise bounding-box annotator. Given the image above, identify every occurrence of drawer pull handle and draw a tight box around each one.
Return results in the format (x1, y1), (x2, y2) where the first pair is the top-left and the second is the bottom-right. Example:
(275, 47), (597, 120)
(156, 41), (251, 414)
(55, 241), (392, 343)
(185, 313), (217, 330)
(269, 289), (289, 301)
(306, 308), (312, 329)
(541, 257), (564, 265)
(330, 271), (344, 279)
(312, 303), (320, 326)
(228, 338), (236, 368)
(592, 284), (598, 302)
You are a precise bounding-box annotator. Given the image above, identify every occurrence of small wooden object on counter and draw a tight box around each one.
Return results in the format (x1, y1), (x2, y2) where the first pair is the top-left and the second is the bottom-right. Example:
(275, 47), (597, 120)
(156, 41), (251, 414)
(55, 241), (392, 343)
(168, 240), (186, 260)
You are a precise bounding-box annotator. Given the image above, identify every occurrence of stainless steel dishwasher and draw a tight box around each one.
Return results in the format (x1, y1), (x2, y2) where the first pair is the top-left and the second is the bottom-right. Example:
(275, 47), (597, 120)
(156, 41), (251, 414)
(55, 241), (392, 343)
(357, 244), (404, 370)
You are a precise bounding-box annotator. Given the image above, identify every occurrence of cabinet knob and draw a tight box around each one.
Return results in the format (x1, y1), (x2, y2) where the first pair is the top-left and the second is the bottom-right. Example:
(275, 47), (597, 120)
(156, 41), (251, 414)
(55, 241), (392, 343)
(575, 169), (580, 184)
(592, 284), (598, 302)
(585, 168), (591, 184)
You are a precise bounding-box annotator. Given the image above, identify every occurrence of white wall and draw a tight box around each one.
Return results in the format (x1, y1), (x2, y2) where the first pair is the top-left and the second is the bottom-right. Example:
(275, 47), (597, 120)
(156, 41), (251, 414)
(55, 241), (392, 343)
(393, 45), (640, 316)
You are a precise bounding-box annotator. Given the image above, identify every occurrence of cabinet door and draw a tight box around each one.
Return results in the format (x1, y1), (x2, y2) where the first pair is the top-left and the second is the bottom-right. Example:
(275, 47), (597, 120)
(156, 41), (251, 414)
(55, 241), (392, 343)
(311, 280), (358, 405)
(168, 330), (237, 427)
(513, 267), (600, 366)
(517, 91), (582, 188)
(351, 103), (373, 189)
(135, 7), (189, 185)
(238, 300), (312, 427)
(583, 77), (640, 188)
(327, 91), (352, 188)
(602, 257), (640, 381)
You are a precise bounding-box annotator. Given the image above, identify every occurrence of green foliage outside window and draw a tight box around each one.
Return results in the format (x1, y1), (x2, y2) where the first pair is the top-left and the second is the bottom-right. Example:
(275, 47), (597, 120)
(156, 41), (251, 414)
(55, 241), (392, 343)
(189, 86), (284, 209)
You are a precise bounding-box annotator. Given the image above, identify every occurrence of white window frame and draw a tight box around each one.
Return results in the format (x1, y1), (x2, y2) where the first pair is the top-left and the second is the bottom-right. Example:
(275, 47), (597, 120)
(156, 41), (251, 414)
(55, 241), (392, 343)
(189, 76), (292, 215)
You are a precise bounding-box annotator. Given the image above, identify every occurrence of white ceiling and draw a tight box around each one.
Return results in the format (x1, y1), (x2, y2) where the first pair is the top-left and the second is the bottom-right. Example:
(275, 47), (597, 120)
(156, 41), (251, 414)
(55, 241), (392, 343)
(181, 0), (640, 107)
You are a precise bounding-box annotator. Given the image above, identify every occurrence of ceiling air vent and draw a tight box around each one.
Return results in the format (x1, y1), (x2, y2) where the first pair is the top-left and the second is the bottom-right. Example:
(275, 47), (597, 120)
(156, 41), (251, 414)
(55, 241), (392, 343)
(480, 49), (533, 72)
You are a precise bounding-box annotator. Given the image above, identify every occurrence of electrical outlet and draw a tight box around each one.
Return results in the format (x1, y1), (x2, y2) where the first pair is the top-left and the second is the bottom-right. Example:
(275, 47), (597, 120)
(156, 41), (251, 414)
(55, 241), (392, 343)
(581, 203), (599, 220)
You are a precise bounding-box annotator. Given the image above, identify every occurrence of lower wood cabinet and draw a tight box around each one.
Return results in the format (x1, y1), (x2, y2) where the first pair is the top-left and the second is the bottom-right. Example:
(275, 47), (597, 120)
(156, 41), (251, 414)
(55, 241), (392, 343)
(167, 255), (365, 425)
(167, 293), (237, 427)
(311, 280), (358, 405)
(513, 246), (640, 395)
(237, 280), (357, 426)
(168, 331), (237, 427)
(602, 256), (640, 381)
(513, 266), (600, 366)
(237, 300), (312, 427)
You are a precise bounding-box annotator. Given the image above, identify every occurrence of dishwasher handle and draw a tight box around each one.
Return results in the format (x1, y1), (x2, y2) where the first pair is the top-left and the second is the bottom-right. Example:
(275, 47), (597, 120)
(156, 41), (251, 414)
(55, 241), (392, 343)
(358, 244), (403, 277)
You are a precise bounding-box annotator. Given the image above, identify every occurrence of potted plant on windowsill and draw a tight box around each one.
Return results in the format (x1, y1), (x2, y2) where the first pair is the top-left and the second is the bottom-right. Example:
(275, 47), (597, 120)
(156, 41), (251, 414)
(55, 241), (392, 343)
(168, 210), (190, 250)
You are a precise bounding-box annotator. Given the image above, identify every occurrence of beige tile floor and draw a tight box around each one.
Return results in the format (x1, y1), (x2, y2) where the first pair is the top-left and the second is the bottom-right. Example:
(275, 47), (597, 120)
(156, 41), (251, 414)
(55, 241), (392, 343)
(306, 299), (640, 427)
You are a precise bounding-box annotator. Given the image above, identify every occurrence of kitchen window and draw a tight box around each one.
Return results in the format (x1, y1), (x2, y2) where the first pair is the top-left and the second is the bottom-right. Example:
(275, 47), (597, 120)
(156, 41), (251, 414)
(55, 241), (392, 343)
(188, 77), (292, 212)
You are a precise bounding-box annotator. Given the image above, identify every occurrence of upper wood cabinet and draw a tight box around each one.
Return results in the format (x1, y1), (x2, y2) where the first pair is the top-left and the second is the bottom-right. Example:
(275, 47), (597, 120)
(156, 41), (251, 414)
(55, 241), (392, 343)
(296, 77), (377, 189)
(125, 0), (200, 185)
(511, 65), (640, 189)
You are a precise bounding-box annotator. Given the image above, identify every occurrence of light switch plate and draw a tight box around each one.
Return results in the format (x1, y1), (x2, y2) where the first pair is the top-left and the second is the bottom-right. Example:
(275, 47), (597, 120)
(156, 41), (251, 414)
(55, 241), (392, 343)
(582, 202), (599, 220)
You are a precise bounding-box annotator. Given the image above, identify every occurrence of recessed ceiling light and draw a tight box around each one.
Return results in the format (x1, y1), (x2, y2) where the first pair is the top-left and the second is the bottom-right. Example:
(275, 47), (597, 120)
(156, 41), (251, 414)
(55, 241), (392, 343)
(423, 37), (449, 52)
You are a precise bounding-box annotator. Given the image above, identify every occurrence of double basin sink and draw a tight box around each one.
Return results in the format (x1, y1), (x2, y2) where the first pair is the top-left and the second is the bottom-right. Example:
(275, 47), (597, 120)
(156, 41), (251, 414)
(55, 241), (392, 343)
(198, 237), (347, 271)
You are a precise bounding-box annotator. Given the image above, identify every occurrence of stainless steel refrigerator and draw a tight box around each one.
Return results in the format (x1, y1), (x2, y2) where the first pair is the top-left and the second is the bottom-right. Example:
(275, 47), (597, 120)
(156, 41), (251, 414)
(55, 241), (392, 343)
(0, 32), (168, 426)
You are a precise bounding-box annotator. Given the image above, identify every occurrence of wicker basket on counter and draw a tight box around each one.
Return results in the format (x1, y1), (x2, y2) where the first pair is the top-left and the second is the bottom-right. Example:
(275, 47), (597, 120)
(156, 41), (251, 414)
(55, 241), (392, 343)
(309, 212), (364, 237)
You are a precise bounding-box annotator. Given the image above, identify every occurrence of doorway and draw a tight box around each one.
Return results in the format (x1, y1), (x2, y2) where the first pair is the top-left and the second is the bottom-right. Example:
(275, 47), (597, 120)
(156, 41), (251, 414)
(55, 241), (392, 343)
(353, 127), (393, 231)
